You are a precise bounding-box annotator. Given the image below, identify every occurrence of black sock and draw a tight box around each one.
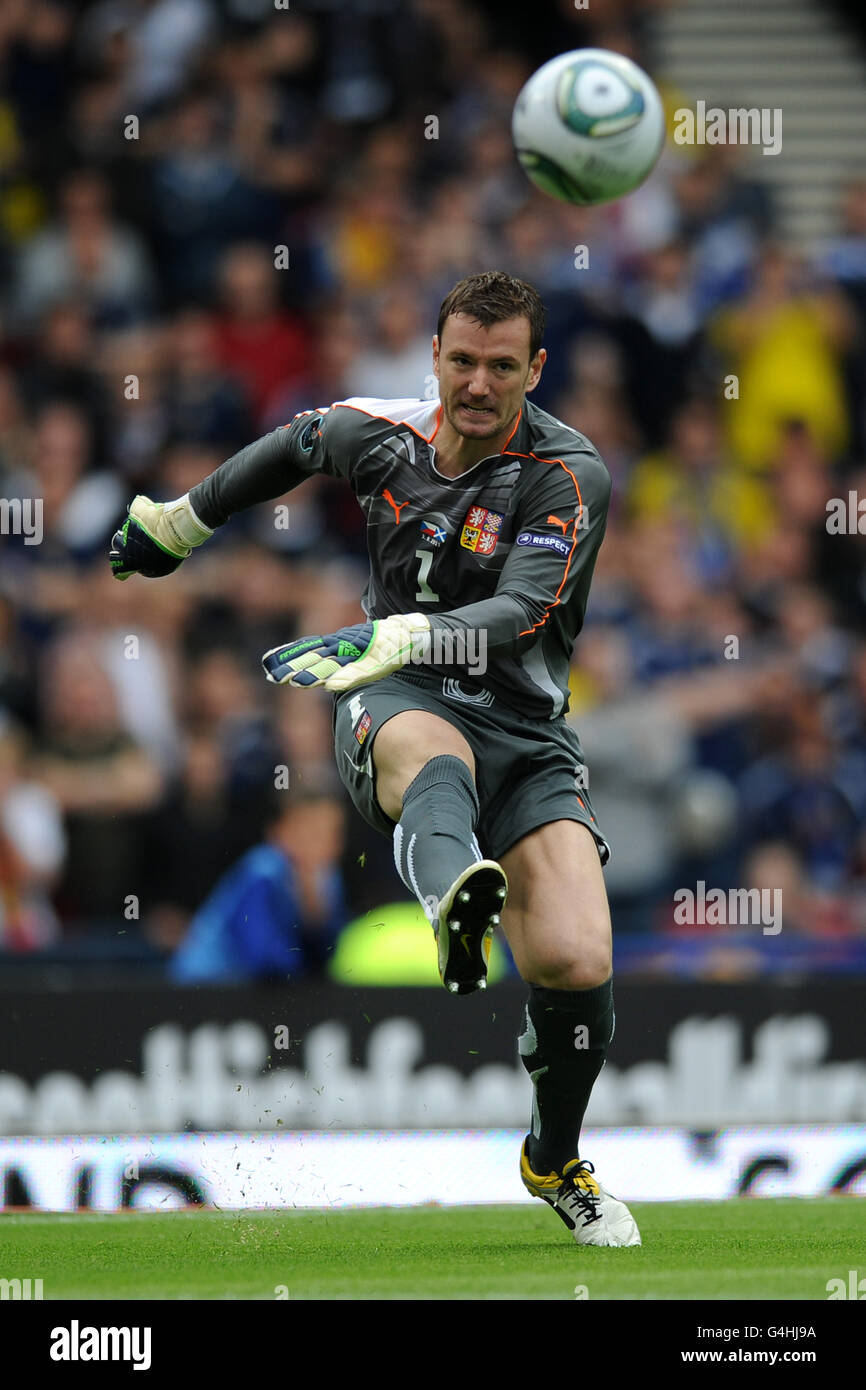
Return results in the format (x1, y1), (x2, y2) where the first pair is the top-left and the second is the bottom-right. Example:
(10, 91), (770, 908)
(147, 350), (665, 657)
(518, 978), (615, 1173)
(393, 755), (481, 921)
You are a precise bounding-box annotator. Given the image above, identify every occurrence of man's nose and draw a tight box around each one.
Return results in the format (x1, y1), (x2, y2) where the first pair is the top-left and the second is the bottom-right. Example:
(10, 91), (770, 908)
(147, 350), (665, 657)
(467, 373), (492, 396)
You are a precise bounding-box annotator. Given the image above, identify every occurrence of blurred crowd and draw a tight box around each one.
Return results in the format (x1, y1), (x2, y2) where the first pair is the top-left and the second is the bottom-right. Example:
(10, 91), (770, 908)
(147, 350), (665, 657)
(1, 0), (866, 975)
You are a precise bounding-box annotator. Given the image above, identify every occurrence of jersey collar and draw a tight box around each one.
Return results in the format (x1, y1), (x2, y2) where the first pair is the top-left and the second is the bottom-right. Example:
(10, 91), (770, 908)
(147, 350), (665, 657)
(428, 407), (524, 479)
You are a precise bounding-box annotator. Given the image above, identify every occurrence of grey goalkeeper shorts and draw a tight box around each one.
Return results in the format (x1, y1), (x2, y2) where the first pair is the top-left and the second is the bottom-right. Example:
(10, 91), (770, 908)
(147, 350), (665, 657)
(331, 668), (610, 865)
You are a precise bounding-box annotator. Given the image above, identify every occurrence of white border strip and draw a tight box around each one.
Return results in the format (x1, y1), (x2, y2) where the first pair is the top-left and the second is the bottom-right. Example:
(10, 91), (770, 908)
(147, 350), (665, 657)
(2, 1127), (865, 1210)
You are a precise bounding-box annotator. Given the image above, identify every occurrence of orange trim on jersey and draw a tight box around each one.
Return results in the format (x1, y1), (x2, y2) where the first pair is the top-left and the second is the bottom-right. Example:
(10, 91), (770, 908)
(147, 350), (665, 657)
(282, 409), (323, 438)
(575, 794), (597, 823)
(281, 403), (585, 644)
(330, 400), (443, 445)
(286, 401), (514, 455)
(502, 444), (585, 640)
(501, 410), (522, 452)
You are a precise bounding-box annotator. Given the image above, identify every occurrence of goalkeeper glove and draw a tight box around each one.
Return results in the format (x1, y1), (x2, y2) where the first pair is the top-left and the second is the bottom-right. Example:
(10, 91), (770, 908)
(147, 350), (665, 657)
(262, 613), (432, 693)
(109, 494), (212, 580)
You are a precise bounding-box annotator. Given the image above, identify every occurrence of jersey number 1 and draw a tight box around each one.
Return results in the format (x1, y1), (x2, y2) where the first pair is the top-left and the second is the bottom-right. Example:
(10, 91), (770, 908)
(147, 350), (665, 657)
(414, 549), (439, 602)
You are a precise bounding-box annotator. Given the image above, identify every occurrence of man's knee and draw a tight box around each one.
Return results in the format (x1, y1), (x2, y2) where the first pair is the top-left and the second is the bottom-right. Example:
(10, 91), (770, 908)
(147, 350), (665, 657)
(372, 710), (474, 821)
(505, 907), (612, 989)
(500, 822), (612, 990)
(523, 943), (612, 991)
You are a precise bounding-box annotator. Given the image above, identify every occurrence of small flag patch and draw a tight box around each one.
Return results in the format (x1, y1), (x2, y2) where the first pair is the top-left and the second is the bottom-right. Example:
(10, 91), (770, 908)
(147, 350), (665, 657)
(420, 520), (447, 546)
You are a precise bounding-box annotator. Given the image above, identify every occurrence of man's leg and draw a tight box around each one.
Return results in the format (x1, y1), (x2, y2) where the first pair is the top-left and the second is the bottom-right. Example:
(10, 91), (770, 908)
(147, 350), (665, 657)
(373, 709), (475, 821)
(500, 819), (613, 1173)
(499, 819), (638, 1244)
(373, 709), (506, 991)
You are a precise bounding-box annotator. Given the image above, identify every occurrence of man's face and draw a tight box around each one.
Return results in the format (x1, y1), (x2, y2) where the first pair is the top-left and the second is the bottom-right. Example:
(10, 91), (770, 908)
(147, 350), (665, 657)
(433, 313), (545, 441)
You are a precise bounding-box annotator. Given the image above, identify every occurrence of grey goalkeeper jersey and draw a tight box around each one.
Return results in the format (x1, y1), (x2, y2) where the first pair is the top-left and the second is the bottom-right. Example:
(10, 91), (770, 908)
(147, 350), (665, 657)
(190, 395), (611, 720)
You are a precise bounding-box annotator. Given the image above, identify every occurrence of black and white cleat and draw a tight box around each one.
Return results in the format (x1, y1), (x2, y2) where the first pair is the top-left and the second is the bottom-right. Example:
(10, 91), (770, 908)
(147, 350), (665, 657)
(435, 860), (508, 996)
(520, 1140), (642, 1247)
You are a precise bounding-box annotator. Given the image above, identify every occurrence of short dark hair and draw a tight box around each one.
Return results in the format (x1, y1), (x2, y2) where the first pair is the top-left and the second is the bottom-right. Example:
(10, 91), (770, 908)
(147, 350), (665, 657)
(437, 271), (545, 361)
(263, 781), (343, 828)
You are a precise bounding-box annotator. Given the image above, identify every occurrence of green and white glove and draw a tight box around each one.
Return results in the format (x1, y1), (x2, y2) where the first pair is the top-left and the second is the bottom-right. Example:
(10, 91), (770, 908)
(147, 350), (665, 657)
(262, 613), (432, 693)
(110, 494), (213, 580)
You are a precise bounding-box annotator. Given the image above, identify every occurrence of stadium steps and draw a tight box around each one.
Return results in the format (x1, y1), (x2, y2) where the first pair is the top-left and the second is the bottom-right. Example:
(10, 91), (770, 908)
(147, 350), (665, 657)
(647, 0), (866, 251)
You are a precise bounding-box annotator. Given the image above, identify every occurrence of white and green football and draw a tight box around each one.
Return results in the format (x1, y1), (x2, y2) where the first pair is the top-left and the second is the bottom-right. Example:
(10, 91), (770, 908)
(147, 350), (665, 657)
(511, 48), (666, 206)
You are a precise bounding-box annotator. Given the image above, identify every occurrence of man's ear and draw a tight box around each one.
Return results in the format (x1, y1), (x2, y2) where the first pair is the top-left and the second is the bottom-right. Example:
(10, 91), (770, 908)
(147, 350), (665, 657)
(526, 347), (547, 393)
(432, 334), (440, 378)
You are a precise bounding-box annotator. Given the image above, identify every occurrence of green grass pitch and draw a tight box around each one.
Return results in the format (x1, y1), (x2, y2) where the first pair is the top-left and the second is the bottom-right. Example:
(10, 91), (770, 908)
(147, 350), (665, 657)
(2, 1199), (863, 1300)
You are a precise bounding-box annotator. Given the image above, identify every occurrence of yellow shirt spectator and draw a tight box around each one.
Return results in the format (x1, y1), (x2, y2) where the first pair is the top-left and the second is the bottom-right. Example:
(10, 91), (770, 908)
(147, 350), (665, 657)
(710, 250), (853, 471)
(628, 445), (774, 548)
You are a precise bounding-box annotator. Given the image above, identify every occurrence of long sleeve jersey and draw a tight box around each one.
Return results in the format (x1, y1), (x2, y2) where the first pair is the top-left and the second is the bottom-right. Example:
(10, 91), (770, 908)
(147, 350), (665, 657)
(189, 395), (612, 720)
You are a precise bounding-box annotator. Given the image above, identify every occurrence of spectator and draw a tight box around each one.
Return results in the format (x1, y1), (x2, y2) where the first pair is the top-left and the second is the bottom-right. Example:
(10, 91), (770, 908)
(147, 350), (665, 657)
(352, 283), (435, 401)
(617, 239), (706, 446)
(0, 715), (66, 951)
(9, 401), (123, 566)
(212, 242), (311, 427)
(627, 397), (774, 571)
(161, 307), (252, 450)
(0, 366), (34, 487)
(13, 169), (156, 329)
(170, 788), (347, 982)
(148, 90), (270, 301)
(143, 729), (260, 951)
(79, 0), (215, 116)
(737, 687), (860, 891)
(20, 301), (111, 454)
(32, 635), (163, 926)
(710, 244), (855, 472)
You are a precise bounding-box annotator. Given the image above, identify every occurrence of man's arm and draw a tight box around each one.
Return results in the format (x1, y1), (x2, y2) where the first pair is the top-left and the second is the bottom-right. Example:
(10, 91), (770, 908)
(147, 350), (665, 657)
(263, 447), (611, 693)
(110, 409), (342, 580)
(189, 411), (335, 528)
(428, 448), (612, 658)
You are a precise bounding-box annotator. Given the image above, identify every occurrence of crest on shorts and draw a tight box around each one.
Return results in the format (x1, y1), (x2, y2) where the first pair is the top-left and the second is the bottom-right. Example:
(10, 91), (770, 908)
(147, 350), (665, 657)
(460, 505), (504, 555)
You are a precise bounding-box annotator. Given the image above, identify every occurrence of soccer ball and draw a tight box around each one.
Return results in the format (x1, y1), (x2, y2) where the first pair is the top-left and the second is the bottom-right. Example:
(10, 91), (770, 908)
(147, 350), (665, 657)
(512, 48), (666, 206)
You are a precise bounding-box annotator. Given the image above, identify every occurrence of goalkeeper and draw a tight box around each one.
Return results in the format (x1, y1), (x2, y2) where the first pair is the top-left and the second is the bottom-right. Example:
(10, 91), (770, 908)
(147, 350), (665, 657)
(110, 270), (639, 1248)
